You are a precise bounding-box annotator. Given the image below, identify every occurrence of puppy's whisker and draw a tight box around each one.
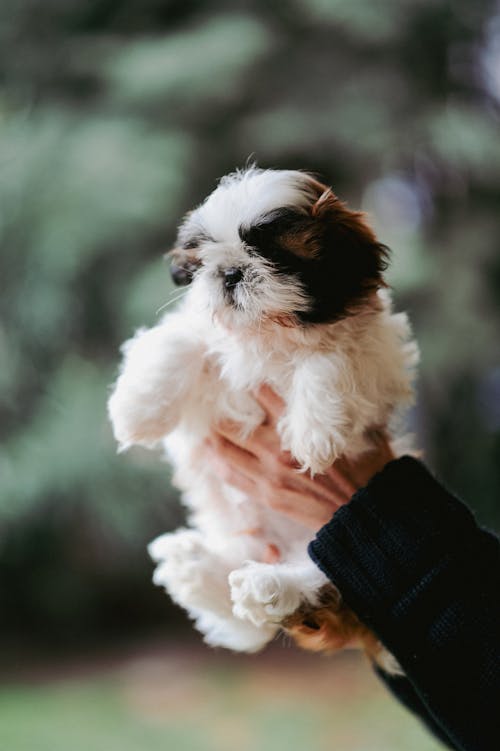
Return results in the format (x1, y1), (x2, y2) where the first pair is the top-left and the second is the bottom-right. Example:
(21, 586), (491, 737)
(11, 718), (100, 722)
(156, 289), (188, 316)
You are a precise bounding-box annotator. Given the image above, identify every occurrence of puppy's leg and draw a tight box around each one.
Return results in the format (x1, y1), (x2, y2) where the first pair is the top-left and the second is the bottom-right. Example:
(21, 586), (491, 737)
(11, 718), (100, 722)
(229, 559), (402, 672)
(149, 529), (235, 617)
(194, 610), (278, 653)
(279, 354), (351, 474)
(229, 558), (329, 627)
(149, 529), (277, 652)
(108, 316), (206, 449)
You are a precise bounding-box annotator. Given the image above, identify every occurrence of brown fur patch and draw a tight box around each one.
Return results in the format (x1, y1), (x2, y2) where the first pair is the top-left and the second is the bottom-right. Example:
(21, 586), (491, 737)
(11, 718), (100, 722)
(283, 585), (384, 665)
(265, 312), (300, 327)
(278, 226), (323, 259)
(168, 246), (200, 267)
(275, 177), (388, 280)
(310, 185), (381, 248)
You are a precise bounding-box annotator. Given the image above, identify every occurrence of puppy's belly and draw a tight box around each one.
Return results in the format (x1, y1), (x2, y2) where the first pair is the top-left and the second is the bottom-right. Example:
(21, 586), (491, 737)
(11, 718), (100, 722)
(179, 475), (311, 561)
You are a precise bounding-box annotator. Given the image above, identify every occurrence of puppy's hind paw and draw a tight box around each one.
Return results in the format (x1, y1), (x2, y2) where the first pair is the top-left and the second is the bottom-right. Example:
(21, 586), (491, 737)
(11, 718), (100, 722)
(229, 562), (301, 627)
(149, 529), (214, 605)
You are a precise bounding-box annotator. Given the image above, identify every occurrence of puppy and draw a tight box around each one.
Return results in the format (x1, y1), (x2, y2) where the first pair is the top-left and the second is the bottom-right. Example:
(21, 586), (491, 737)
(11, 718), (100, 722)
(108, 167), (419, 671)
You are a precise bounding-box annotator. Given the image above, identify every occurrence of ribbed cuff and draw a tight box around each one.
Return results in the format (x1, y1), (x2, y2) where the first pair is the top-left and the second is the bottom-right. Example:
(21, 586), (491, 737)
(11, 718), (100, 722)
(308, 456), (478, 634)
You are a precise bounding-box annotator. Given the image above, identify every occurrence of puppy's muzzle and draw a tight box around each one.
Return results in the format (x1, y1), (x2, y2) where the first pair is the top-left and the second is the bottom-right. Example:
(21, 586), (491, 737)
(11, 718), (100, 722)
(170, 262), (198, 286)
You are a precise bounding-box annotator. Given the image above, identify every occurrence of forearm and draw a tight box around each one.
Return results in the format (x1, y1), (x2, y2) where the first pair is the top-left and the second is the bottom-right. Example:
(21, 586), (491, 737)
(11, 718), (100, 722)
(308, 457), (500, 751)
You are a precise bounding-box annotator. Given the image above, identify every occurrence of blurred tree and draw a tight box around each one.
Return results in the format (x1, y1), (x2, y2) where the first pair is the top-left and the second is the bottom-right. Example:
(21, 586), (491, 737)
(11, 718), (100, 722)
(1, 0), (499, 646)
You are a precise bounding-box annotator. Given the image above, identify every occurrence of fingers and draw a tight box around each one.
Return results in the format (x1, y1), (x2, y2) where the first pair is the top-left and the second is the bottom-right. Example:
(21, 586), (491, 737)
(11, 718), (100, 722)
(365, 427), (394, 459)
(209, 420), (361, 513)
(323, 458), (358, 498)
(208, 432), (259, 474)
(254, 384), (285, 425)
(286, 466), (349, 508)
(326, 451), (393, 495)
(215, 418), (282, 459)
(206, 430), (348, 530)
(205, 394), (393, 531)
(210, 455), (256, 495)
(213, 384), (284, 457)
(266, 487), (338, 530)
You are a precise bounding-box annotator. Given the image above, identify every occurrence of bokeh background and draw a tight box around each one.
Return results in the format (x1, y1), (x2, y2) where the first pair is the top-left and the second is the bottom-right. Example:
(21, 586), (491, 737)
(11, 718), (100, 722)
(1, 1), (499, 749)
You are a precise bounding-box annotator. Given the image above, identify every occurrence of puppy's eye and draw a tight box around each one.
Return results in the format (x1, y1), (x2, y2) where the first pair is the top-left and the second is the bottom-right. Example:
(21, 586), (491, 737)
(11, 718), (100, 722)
(240, 209), (303, 241)
(181, 232), (213, 250)
(239, 222), (275, 248)
(239, 209), (310, 260)
(182, 239), (200, 250)
(239, 224), (279, 259)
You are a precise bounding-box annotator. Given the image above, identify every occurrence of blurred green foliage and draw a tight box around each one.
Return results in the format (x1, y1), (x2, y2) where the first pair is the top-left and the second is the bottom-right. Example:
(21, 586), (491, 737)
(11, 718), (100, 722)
(1, 0), (499, 645)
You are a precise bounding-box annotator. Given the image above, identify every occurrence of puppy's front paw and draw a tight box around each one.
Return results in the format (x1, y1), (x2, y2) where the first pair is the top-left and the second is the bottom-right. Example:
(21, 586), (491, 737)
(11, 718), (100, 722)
(108, 382), (170, 450)
(279, 414), (347, 475)
(108, 322), (203, 450)
(229, 562), (301, 627)
(291, 431), (345, 475)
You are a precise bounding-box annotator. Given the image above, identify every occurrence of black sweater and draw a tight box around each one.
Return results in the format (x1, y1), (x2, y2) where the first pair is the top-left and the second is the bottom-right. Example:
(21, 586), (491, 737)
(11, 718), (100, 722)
(308, 456), (500, 751)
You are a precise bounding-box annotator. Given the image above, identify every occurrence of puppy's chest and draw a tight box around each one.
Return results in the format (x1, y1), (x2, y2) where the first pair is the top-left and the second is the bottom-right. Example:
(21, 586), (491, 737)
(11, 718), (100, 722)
(208, 331), (297, 394)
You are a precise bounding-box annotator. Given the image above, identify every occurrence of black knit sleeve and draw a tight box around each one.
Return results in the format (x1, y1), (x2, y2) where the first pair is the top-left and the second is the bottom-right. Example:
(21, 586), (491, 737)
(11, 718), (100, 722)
(308, 456), (500, 751)
(374, 668), (461, 749)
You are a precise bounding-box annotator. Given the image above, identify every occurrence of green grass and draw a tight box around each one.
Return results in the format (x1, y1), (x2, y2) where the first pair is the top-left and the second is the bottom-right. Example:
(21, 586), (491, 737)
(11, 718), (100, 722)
(0, 643), (445, 751)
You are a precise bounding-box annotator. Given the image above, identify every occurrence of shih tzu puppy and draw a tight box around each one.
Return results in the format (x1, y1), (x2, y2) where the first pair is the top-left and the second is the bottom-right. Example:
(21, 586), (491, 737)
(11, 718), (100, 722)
(108, 166), (419, 672)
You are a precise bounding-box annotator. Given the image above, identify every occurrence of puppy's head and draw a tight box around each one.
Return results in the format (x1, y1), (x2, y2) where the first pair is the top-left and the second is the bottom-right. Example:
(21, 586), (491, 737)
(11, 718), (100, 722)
(168, 167), (388, 327)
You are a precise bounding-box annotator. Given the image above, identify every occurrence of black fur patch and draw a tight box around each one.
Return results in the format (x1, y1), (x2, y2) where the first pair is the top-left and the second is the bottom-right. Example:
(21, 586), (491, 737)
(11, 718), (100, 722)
(239, 208), (388, 324)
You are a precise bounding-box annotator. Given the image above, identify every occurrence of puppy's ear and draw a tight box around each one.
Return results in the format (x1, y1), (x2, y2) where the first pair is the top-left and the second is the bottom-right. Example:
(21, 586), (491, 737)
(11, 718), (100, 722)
(311, 186), (379, 246)
(308, 180), (389, 290)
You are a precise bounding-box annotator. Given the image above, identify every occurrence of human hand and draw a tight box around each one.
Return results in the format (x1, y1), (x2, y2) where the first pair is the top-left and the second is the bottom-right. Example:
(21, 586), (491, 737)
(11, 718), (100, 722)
(205, 385), (394, 531)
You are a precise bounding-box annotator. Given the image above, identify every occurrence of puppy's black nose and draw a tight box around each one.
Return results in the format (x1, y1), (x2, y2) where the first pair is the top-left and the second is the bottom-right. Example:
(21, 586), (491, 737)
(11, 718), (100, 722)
(171, 263), (195, 286)
(223, 267), (243, 289)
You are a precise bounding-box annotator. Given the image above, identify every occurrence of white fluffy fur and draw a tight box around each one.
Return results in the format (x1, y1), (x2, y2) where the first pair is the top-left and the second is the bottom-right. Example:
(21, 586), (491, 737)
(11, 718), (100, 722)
(108, 168), (419, 653)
